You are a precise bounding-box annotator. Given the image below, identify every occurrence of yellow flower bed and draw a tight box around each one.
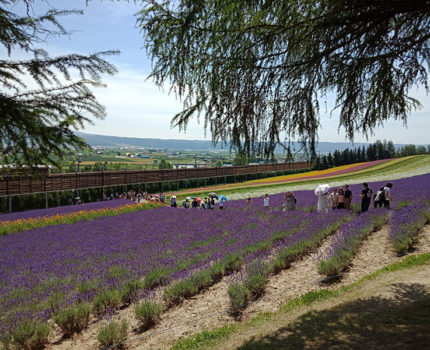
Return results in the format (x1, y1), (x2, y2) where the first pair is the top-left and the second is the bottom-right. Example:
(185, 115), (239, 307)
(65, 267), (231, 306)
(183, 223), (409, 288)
(0, 202), (164, 235)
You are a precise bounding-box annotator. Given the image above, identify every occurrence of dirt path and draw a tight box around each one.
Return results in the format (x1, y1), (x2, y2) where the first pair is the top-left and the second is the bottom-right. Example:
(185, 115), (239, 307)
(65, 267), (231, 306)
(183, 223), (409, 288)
(209, 263), (430, 350)
(46, 225), (430, 350)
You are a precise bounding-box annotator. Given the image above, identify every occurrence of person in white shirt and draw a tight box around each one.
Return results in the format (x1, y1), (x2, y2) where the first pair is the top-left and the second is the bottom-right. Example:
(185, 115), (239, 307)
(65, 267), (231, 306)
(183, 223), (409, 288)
(383, 182), (393, 209)
(263, 194), (270, 210)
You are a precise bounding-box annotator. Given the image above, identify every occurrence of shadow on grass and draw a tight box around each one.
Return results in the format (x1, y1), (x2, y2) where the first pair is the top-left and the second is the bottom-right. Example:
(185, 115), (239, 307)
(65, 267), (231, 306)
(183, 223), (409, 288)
(238, 283), (430, 350)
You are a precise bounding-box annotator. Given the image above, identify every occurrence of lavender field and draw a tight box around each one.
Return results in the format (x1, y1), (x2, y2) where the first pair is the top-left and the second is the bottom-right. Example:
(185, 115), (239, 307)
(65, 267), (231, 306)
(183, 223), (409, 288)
(0, 173), (429, 345)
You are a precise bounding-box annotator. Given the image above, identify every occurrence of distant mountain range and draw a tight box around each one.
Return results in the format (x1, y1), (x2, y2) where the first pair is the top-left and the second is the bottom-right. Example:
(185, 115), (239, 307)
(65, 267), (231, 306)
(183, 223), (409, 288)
(75, 132), (406, 153)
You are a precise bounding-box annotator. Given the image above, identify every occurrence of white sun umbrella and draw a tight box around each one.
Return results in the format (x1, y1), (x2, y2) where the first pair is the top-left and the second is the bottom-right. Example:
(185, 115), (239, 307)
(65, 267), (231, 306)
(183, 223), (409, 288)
(314, 184), (330, 196)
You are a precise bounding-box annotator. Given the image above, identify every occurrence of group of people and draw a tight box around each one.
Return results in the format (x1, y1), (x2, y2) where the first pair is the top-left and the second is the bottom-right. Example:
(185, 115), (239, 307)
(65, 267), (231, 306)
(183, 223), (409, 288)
(109, 182), (394, 215)
(317, 182), (393, 213)
(172, 196), (226, 210)
(104, 190), (168, 204)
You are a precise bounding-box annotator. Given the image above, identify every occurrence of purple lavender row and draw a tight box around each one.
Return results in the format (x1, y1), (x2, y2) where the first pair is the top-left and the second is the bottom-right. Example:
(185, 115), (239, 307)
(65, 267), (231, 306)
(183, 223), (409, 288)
(389, 202), (430, 254)
(318, 209), (390, 276)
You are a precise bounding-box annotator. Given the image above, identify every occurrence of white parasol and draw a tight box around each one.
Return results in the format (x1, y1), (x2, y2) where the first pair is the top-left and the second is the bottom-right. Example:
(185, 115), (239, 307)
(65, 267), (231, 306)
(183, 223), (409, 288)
(314, 184), (330, 196)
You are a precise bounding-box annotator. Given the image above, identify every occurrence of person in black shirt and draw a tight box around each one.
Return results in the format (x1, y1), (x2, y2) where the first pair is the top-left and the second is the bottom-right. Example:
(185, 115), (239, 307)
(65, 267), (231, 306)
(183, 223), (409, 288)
(344, 185), (353, 210)
(360, 183), (372, 212)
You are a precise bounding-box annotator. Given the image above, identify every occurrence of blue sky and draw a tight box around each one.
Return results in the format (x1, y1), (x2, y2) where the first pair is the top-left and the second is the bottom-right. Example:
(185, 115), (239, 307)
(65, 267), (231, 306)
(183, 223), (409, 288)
(7, 0), (430, 144)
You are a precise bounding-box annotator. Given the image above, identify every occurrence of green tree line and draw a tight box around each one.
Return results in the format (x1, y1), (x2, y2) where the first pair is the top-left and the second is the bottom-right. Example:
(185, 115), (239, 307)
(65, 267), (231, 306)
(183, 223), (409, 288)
(314, 140), (430, 170)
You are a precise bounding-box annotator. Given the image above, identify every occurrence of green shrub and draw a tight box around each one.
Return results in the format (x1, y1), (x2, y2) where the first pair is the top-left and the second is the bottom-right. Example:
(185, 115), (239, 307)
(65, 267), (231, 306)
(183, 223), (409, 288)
(144, 267), (170, 290)
(192, 269), (214, 290)
(227, 283), (250, 314)
(135, 301), (162, 330)
(78, 279), (99, 296)
(268, 256), (288, 274)
(245, 263), (267, 297)
(164, 278), (199, 306)
(12, 320), (50, 350)
(223, 253), (242, 274)
(93, 289), (121, 315)
(209, 262), (225, 282)
(120, 279), (142, 304)
(97, 320), (128, 349)
(53, 302), (92, 336)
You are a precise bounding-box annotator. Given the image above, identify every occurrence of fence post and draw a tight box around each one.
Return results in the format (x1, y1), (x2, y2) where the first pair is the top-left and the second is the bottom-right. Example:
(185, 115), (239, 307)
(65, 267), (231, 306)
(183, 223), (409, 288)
(45, 192), (48, 209)
(8, 196), (12, 213)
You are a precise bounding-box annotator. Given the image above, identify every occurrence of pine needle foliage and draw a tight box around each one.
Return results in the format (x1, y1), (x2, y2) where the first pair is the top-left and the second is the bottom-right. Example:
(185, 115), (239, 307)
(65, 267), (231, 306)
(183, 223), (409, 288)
(0, 0), (118, 169)
(138, 0), (430, 158)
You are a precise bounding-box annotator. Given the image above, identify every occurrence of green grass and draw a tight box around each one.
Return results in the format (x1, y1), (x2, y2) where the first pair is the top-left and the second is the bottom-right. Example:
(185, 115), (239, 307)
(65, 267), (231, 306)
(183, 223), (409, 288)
(170, 252), (430, 350)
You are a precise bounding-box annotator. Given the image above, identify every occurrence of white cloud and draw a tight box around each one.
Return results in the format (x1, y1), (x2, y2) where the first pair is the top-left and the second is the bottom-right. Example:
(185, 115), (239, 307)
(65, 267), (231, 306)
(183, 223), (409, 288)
(82, 67), (210, 140)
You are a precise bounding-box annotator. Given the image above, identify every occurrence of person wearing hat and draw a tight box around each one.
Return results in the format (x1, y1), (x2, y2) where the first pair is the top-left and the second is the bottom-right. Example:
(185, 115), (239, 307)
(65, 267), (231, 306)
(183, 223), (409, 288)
(170, 195), (177, 208)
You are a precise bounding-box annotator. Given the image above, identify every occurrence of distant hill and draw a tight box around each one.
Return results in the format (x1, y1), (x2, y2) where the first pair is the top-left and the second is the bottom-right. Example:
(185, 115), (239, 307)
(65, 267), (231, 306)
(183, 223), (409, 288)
(75, 132), (401, 153)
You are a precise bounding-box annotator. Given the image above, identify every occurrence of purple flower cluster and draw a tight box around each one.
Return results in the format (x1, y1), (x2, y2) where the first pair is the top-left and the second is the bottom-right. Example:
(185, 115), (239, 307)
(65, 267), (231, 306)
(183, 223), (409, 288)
(0, 199), (131, 222)
(318, 209), (389, 276)
(0, 206), (343, 335)
(389, 202), (430, 253)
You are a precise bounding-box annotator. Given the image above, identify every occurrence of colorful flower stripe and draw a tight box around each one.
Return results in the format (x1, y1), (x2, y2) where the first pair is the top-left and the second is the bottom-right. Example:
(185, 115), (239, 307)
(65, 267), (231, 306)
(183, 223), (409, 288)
(170, 159), (394, 196)
(0, 199), (132, 223)
(0, 202), (164, 236)
(247, 159), (387, 184)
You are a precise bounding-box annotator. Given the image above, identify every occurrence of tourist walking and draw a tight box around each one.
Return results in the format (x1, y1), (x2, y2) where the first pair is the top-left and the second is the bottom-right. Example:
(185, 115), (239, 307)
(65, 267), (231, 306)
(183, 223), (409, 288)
(360, 183), (372, 212)
(343, 185), (353, 209)
(383, 183), (393, 209)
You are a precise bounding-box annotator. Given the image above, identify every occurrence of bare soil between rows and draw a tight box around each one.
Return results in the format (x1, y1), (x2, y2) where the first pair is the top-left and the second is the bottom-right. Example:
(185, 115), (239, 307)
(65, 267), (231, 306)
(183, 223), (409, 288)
(46, 224), (430, 350)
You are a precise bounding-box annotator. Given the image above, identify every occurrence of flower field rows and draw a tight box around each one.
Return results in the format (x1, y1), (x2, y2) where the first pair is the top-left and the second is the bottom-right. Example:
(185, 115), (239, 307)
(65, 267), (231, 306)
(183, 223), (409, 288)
(0, 173), (430, 348)
(175, 155), (430, 200)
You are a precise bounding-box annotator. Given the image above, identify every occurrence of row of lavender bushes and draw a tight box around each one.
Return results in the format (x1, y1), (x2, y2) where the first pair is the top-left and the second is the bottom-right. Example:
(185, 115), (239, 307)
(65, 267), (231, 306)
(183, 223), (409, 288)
(318, 209), (390, 276)
(0, 208), (339, 347)
(227, 210), (352, 312)
(389, 202), (430, 254)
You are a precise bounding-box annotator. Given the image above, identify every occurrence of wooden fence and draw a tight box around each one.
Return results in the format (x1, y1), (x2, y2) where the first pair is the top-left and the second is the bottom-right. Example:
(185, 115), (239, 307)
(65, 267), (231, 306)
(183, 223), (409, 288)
(0, 161), (312, 196)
